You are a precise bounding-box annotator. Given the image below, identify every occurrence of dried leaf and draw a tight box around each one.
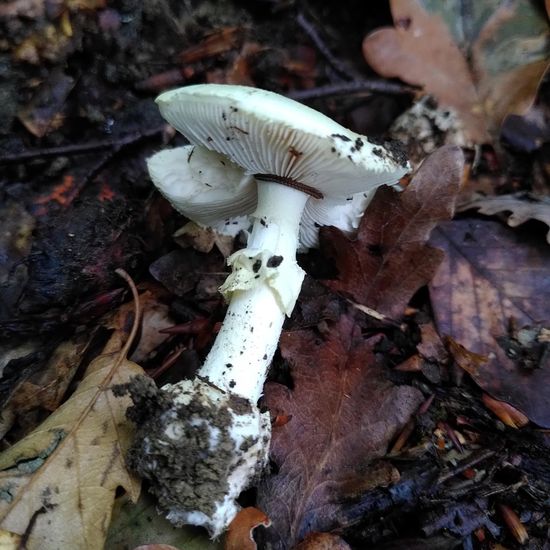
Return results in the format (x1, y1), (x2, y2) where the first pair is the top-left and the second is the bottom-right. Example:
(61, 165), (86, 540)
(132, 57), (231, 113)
(363, 0), (550, 143)
(257, 315), (423, 548)
(293, 532), (351, 550)
(10, 336), (89, 413)
(445, 336), (488, 378)
(178, 27), (244, 64)
(17, 70), (74, 137)
(498, 504), (529, 544)
(459, 193), (550, 244)
(225, 507), (271, 550)
(321, 145), (463, 318)
(0, 273), (143, 549)
(106, 289), (174, 364)
(0, 529), (20, 548)
(430, 219), (550, 426)
(482, 394), (529, 429)
(362, 0), (488, 144)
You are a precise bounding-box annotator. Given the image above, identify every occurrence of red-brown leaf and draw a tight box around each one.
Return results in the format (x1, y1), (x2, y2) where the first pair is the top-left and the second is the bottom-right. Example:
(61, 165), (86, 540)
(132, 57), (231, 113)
(321, 145), (464, 318)
(258, 315), (423, 548)
(225, 507), (271, 550)
(430, 219), (550, 426)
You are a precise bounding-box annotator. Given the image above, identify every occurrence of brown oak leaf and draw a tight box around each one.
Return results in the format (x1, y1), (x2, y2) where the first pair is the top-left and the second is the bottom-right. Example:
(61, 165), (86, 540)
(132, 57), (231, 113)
(430, 219), (550, 426)
(321, 145), (464, 318)
(257, 315), (423, 548)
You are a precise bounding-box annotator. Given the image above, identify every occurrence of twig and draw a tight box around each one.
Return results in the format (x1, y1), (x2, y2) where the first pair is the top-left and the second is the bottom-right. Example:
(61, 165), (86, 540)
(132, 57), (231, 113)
(296, 12), (358, 81)
(0, 126), (165, 165)
(288, 80), (417, 101)
(437, 449), (496, 485)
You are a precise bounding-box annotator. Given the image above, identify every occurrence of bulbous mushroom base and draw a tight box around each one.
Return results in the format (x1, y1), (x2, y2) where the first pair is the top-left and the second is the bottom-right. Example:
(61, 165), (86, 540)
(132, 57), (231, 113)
(121, 376), (271, 537)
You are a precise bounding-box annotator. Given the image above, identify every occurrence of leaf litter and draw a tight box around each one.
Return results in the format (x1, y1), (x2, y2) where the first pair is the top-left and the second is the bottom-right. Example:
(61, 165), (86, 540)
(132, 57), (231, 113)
(257, 315), (423, 548)
(320, 145), (464, 318)
(1, 0), (550, 547)
(363, 0), (550, 145)
(0, 270), (142, 549)
(430, 219), (550, 426)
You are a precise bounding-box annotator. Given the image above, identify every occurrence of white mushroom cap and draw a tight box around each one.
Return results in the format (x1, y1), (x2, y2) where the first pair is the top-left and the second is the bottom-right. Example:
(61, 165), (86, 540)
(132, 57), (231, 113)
(148, 143), (378, 248)
(156, 84), (410, 199)
(147, 145), (257, 227)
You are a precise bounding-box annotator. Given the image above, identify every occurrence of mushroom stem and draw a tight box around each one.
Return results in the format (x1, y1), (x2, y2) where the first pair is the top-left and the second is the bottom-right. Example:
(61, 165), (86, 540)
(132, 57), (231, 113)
(199, 181), (309, 401)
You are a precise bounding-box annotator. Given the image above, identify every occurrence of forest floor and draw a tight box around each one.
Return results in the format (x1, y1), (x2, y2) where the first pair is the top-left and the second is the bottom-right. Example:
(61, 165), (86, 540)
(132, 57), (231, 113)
(0, 1), (550, 549)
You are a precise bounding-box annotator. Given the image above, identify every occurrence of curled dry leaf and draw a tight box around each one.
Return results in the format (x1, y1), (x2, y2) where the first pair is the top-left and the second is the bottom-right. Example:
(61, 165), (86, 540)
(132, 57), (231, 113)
(257, 315), (423, 548)
(321, 145), (464, 318)
(363, 0), (550, 144)
(459, 193), (550, 244)
(0, 270), (143, 550)
(482, 394), (529, 429)
(225, 507), (271, 550)
(430, 219), (550, 426)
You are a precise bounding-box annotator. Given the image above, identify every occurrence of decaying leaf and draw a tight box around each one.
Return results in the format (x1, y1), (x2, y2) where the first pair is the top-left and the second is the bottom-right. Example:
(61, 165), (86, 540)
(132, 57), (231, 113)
(0, 270), (143, 549)
(430, 219), (550, 426)
(257, 315), (423, 548)
(106, 288), (174, 364)
(17, 70), (74, 137)
(9, 335), (90, 413)
(321, 145), (464, 318)
(225, 507), (271, 550)
(459, 193), (550, 244)
(363, 0), (550, 143)
(293, 532), (351, 550)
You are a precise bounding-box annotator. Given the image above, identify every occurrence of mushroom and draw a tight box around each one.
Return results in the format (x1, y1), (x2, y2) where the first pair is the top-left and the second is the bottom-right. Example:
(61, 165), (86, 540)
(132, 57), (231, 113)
(129, 84), (410, 536)
(148, 143), (378, 247)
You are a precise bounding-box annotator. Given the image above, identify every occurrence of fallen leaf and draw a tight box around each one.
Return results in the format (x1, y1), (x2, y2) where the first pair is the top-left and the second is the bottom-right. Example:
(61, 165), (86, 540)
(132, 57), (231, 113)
(362, 0), (550, 143)
(0, 271), (143, 549)
(430, 219), (550, 426)
(106, 289), (174, 364)
(106, 493), (220, 550)
(257, 315), (423, 548)
(17, 69), (75, 138)
(225, 507), (271, 550)
(178, 27), (244, 64)
(293, 532), (351, 550)
(445, 336), (488, 378)
(459, 193), (550, 244)
(320, 145), (463, 318)
(9, 335), (90, 413)
(482, 394), (529, 429)
(498, 503), (529, 544)
(149, 248), (225, 301)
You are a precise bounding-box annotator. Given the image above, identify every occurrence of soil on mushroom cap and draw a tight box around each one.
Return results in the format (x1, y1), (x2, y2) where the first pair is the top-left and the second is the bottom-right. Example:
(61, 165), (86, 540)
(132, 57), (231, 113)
(369, 136), (409, 168)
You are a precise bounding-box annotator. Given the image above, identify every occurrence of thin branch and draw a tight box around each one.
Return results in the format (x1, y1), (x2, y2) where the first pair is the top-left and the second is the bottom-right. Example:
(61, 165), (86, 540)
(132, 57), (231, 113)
(0, 126), (165, 165)
(296, 12), (358, 81)
(288, 80), (417, 102)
